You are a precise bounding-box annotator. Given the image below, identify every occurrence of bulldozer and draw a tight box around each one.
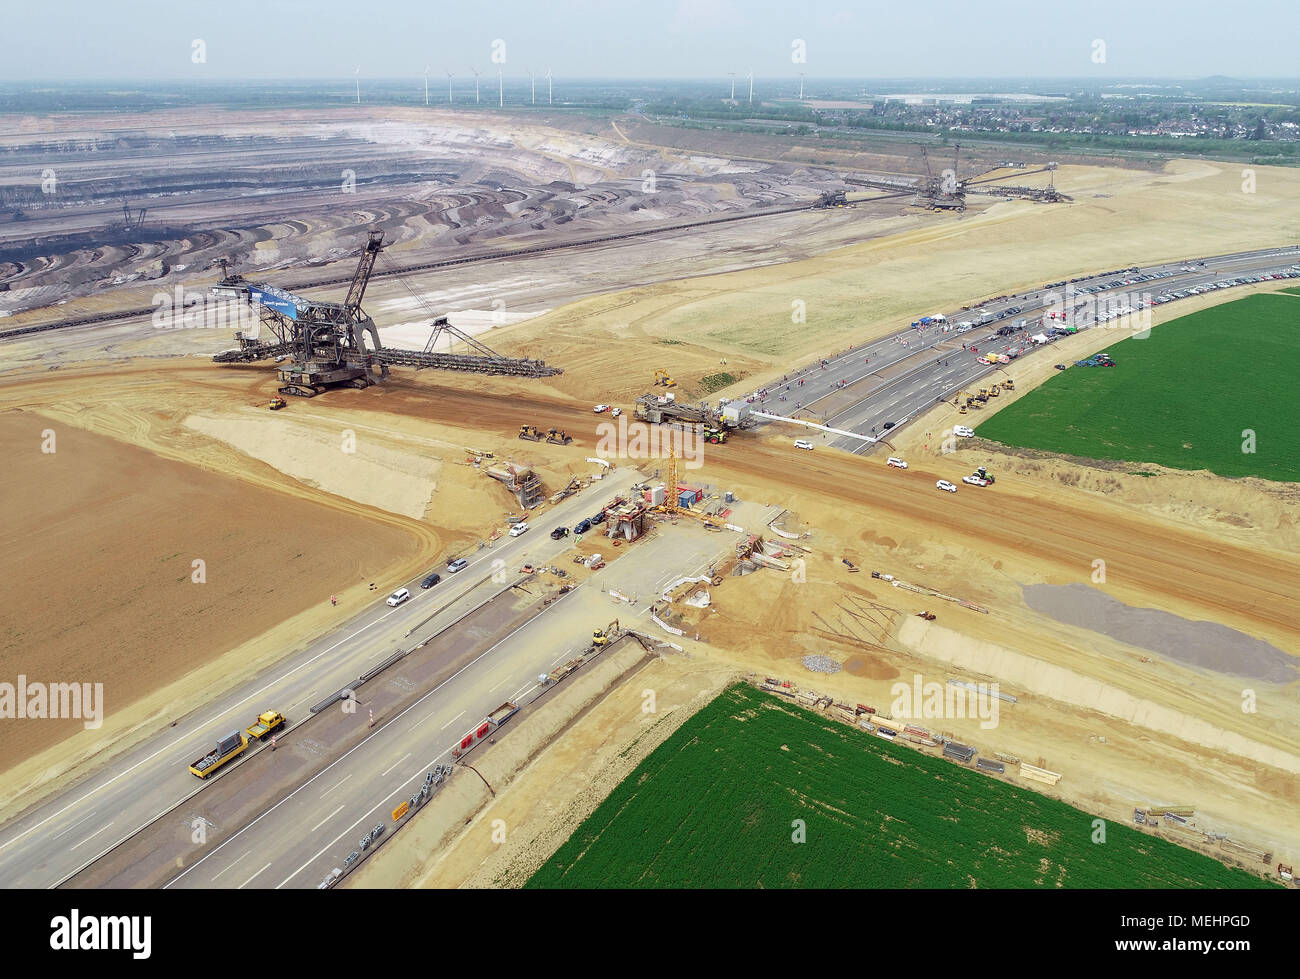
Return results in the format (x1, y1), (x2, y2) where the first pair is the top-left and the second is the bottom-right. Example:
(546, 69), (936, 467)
(653, 369), (676, 388)
(545, 427), (573, 445)
(976, 388), (990, 401)
(269, 397), (288, 411)
(519, 425), (543, 441)
(988, 384), (1001, 398)
(589, 619), (620, 652)
(1001, 378), (1015, 391)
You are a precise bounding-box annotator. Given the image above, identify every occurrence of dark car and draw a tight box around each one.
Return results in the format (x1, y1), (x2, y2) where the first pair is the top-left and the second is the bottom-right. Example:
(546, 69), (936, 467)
(420, 573), (441, 589)
(882, 421), (895, 430)
(590, 510), (607, 525)
(574, 518), (592, 535)
(1054, 364), (1067, 370)
(550, 526), (570, 540)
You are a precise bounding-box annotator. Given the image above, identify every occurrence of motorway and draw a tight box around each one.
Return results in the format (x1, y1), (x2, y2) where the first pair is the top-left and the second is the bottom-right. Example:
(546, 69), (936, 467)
(739, 244), (1300, 452)
(1, 456), (764, 890)
(0, 469), (645, 888)
(162, 518), (742, 890)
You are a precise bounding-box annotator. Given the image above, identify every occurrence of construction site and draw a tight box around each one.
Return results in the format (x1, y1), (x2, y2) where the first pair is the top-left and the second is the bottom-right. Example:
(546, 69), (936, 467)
(2, 94), (1300, 896)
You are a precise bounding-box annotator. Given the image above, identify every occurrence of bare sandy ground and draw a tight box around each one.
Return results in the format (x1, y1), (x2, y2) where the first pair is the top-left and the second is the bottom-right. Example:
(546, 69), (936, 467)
(0, 410), (420, 782)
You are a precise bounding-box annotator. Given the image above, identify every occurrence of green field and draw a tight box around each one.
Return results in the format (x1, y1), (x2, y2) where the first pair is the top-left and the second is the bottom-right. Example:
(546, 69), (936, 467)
(527, 684), (1270, 888)
(974, 293), (1300, 481)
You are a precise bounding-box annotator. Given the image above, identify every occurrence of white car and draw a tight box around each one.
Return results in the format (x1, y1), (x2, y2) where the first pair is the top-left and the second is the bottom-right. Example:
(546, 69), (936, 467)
(887, 457), (908, 469)
(793, 439), (814, 451)
(936, 480), (958, 493)
(593, 404), (609, 414)
(610, 407), (622, 417)
(509, 521), (530, 537)
(953, 425), (974, 438)
(962, 475), (989, 486)
(386, 588), (411, 607)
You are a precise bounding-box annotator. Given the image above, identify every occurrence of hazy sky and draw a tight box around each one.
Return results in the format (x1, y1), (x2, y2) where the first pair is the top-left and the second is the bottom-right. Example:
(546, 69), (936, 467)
(6, 0), (1297, 82)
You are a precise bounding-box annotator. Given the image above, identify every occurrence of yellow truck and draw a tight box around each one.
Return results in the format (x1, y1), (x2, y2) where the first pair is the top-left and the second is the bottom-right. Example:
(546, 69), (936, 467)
(189, 731), (249, 778)
(247, 710), (287, 742)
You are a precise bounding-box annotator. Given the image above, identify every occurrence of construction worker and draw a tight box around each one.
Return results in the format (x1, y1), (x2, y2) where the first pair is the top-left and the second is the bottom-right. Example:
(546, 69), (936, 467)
(330, 594), (337, 607)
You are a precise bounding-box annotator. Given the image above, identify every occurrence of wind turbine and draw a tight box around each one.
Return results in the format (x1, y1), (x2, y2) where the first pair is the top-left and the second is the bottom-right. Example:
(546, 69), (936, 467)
(497, 66), (503, 107)
(747, 69), (753, 105)
(529, 69), (535, 105)
(424, 66), (429, 106)
(355, 66), (360, 104)
(471, 66), (480, 103)
(447, 70), (454, 104)
(546, 67), (552, 104)
(798, 72), (805, 99)
(729, 72), (736, 100)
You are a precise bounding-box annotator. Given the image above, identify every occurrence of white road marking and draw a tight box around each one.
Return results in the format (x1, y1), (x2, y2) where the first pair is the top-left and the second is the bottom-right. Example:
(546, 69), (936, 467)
(379, 753), (412, 779)
(70, 822), (114, 851)
(237, 861), (272, 889)
(51, 810), (99, 841)
(311, 806), (345, 833)
(439, 710), (466, 730)
(210, 847), (254, 882)
(320, 774), (352, 799)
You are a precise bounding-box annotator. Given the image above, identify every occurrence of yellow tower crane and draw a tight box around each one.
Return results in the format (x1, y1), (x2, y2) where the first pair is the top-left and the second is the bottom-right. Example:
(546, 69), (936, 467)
(662, 449), (681, 514)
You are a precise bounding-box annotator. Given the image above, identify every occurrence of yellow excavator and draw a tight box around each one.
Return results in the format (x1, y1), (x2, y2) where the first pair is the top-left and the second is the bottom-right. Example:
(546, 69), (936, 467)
(590, 619), (620, 651)
(653, 369), (676, 388)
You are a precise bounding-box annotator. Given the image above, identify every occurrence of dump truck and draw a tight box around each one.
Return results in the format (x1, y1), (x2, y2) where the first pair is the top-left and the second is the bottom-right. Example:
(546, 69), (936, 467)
(189, 730), (249, 778)
(247, 710), (286, 742)
(486, 702), (519, 729)
(543, 658), (583, 685)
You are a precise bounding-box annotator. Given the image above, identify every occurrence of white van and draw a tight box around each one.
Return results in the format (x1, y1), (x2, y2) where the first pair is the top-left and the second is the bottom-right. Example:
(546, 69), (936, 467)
(794, 439), (814, 451)
(386, 588), (411, 607)
(953, 425), (974, 438)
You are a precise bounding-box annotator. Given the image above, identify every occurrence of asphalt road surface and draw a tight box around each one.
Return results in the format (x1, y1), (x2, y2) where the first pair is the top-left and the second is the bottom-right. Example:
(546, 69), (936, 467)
(740, 245), (1300, 451)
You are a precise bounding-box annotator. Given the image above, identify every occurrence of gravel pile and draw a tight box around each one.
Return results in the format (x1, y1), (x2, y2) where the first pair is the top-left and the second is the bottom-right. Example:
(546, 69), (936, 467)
(802, 654), (841, 674)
